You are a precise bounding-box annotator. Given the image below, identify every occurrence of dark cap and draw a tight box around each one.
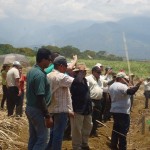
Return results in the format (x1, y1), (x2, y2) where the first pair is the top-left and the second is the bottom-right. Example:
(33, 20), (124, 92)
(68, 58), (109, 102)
(53, 55), (67, 66)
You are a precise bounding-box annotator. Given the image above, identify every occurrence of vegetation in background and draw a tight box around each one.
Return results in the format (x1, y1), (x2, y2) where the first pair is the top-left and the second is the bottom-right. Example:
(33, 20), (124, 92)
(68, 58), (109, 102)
(0, 44), (123, 60)
(0, 44), (149, 78)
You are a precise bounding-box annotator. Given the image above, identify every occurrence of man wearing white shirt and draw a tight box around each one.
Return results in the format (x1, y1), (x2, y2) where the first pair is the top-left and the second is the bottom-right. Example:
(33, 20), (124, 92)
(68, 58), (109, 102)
(86, 66), (103, 137)
(144, 77), (150, 108)
(109, 72), (142, 150)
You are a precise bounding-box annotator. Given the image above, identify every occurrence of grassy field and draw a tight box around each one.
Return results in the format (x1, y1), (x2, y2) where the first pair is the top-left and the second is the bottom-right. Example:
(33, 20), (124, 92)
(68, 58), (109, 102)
(28, 57), (150, 78)
(78, 59), (150, 78)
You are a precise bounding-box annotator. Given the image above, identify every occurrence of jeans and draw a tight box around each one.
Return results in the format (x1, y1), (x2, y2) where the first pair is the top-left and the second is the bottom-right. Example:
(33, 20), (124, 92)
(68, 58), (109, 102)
(46, 113), (68, 150)
(25, 106), (49, 150)
(111, 113), (130, 150)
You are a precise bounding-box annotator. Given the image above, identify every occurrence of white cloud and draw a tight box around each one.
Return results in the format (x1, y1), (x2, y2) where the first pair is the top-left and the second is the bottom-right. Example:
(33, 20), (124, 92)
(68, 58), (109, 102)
(0, 0), (150, 22)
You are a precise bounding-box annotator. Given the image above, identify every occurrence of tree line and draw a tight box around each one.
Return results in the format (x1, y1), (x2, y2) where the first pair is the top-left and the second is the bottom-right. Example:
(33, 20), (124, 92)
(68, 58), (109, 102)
(0, 44), (123, 61)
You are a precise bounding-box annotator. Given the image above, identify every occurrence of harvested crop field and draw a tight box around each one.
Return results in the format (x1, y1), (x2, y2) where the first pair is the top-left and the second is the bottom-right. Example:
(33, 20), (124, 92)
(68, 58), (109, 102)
(0, 86), (150, 150)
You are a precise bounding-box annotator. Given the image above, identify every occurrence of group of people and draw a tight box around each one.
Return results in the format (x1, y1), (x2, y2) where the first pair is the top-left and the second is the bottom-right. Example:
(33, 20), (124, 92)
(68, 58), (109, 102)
(0, 61), (26, 117)
(0, 47), (150, 150)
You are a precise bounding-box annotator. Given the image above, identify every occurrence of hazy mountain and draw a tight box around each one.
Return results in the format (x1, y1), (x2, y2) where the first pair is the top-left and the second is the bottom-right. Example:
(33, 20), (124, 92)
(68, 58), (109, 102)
(0, 16), (150, 59)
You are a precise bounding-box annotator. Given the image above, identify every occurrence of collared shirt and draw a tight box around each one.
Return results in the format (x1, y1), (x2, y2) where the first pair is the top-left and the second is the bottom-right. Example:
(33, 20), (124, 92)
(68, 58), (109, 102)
(144, 80), (150, 91)
(47, 69), (74, 113)
(86, 74), (103, 100)
(26, 65), (51, 108)
(6, 67), (20, 87)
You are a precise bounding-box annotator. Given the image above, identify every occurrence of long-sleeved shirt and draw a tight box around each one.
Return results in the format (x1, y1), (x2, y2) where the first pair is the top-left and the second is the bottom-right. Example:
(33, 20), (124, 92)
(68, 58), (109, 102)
(47, 69), (74, 113)
(86, 74), (103, 100)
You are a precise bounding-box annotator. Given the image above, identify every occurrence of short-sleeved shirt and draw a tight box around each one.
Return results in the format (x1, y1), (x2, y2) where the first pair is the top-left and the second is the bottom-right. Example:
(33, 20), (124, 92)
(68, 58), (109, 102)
(109, 82), (131, 114)
(26, 65), (51, 108)
(47, 69), (74, 113)
(6, 67), (20, 87)
(45, 64), (54, 74)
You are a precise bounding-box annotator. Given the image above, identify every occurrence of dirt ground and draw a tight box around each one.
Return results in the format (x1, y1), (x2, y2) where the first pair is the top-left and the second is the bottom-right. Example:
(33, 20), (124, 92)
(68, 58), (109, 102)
(0, 86), (150, 150)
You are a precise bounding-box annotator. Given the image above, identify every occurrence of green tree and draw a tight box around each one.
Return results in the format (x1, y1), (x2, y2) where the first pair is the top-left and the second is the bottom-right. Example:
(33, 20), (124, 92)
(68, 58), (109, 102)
(61, 45), (80, 58)
(42, 45), (61, 53)
(0, 44), (15, 54)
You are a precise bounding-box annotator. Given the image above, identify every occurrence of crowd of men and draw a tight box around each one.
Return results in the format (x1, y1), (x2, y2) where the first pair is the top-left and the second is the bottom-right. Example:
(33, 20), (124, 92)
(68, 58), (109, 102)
(0, 47), (150, 150)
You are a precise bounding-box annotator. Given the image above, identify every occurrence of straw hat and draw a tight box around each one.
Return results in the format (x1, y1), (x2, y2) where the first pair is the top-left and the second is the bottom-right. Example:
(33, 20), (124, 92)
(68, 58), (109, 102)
(73, 63), (89, 72)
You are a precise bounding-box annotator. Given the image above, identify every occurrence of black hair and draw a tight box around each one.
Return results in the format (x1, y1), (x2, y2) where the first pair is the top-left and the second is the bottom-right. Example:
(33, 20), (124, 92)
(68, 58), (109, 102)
(92, 66), (101, 73)
(1, 65), (8, 72)
(36, 48), (52, 63)
(51, 52), (60, 62)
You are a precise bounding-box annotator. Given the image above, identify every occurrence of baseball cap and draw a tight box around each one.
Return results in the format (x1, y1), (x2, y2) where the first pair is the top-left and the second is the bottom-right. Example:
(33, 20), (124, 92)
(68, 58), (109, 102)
(53, 56), (67, 66)
(116, 72), (128, 79)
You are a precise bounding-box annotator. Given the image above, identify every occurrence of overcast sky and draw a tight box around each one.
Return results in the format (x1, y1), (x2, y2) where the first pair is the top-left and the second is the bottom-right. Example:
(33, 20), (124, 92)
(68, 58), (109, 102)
(0, 0), (149, 23)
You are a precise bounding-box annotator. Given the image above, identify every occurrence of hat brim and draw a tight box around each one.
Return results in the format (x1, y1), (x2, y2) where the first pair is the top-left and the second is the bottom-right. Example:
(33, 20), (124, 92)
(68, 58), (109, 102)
(73, 68), (89, 72)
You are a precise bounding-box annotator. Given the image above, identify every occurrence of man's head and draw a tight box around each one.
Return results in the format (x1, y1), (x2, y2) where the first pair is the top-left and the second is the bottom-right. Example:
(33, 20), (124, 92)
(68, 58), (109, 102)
(12, 61), (22, 69)
(92, 66), (101, 79)
(73, 63), (89, 77)
(95, 63), (104, 71)
(36, 48), (52, 69)
(116, 72), (129, 84)
(53, 56), (68, 73)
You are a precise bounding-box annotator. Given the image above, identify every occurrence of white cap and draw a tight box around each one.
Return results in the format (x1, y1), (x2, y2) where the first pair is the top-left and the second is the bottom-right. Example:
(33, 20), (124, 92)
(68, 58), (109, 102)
(95, 63), (103, 68)
(116, 72), (129, 79)
(13, 61), (21, 66)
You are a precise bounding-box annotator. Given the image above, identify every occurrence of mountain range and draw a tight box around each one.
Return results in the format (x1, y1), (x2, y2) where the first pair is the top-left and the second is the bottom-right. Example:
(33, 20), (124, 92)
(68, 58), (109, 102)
(0, 16), (150, 60)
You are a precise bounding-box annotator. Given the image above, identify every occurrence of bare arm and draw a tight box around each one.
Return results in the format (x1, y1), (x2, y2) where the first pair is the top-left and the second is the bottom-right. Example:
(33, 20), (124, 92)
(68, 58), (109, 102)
(67, 55), (78, 69)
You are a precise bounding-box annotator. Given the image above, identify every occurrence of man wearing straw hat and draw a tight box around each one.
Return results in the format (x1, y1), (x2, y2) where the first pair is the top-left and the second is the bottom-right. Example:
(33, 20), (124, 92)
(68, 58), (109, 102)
(109, 72), (143, 150)
(70, 63), (92, 150)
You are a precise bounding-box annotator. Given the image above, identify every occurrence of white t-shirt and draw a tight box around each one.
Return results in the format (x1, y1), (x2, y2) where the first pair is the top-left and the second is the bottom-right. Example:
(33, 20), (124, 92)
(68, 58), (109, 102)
(109, 82), (131, 114)
(6, 67), (20, 87)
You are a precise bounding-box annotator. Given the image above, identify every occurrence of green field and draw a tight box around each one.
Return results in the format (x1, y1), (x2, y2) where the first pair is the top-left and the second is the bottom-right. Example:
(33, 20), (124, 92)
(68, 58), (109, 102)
(78, 59), (150, 78)
(28, 57), (150, 78)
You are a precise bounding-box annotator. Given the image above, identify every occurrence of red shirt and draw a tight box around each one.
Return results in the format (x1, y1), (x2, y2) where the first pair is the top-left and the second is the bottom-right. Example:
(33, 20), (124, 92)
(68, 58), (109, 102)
(19, 75), (26, 91)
